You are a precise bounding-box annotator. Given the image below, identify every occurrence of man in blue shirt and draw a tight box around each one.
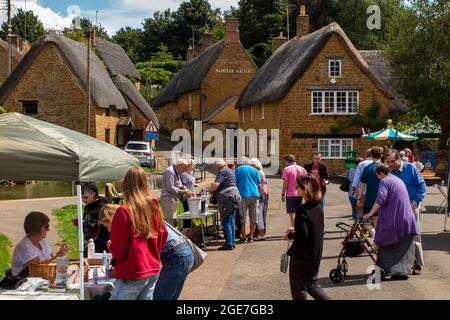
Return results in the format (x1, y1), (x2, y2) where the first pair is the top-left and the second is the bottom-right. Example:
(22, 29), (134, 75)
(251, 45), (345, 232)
(357, 147), (384, 237)
(235, 160), (261, 243)
(385, 149), (427, 275)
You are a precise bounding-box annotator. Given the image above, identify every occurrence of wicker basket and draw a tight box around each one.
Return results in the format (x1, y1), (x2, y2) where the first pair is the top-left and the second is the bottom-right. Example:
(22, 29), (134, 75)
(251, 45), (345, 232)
(29, 259), (89, 285)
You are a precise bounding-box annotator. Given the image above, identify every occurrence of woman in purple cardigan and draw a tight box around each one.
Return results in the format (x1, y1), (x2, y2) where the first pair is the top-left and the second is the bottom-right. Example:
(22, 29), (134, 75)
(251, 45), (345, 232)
(363, 165), (419, 279)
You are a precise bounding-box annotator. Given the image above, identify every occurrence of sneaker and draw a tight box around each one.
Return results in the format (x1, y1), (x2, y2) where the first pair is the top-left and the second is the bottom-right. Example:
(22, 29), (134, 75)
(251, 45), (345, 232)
(247, 237), (254, 243)
(391, 274), (409, 280)
(218, 244), (234, 251)
(253, 235), (266, 241)
(238, 237), (247, 244)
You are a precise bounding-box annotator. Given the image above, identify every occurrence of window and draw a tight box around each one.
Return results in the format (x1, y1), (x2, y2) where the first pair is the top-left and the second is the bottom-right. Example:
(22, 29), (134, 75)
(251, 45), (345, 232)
(105, 129), (111, 144)
(22, 101), (38, 115)
(329, 59), (341, 77)
(318, 139), (353, 159)
(261, 103), (265, 120)
(105, 108), (110, 117)
(311, 91), (359, 114)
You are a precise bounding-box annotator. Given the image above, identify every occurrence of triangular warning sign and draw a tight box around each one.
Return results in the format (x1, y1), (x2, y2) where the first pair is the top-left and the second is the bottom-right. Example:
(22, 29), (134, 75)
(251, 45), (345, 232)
(145, 119), (158, 132)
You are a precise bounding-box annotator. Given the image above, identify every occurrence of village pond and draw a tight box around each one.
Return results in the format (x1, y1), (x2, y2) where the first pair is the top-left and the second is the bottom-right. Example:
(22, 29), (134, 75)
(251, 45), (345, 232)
(0, 175), (163, 201)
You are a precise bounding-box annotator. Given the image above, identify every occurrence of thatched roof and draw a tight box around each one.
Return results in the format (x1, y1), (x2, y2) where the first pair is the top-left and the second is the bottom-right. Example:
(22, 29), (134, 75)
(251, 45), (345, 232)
(0, 33), (127, 110)
(113, 74), (160, 128)
(358, 50), (410, 113)
(152, 41), (225, 108)
(94, 37), (141, 80)
(0, 39), (23, 64)
(236, 22), (392, 108)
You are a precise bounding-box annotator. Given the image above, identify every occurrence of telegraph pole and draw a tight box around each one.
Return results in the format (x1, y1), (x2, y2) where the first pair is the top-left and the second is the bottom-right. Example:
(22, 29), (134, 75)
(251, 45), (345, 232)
(86, 30), (92, 136)
(7, 0), (12, 76)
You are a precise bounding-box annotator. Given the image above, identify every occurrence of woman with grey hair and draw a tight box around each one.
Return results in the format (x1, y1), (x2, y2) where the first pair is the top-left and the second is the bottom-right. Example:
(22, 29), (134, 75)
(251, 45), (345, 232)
(209, 159), (240, 250)
(249, 158), (269, 240)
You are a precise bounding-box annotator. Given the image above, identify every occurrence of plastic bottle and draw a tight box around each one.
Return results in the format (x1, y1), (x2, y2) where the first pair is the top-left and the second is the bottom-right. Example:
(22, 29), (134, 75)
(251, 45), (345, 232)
(103, 250), (109, 280)
(93, 267), (98, 284)
(87, 239), (95, 258)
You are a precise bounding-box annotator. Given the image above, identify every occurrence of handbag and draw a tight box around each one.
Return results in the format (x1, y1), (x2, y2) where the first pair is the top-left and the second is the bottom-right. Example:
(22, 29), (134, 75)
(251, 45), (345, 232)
(339, 170), (351, 192)
(164, 222), (207, 273)
(280, 242), (291, 273)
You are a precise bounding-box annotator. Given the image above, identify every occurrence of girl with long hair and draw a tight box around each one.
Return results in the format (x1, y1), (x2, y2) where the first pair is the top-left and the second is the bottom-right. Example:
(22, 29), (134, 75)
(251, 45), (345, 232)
(108, 166), (168, 300)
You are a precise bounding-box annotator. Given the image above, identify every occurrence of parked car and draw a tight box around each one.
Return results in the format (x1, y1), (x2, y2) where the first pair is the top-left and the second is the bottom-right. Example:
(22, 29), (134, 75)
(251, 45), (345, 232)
(124, 141), (155, 168)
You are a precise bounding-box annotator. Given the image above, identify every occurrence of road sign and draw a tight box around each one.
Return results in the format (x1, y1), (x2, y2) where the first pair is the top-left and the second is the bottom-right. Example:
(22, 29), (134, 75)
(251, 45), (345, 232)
(145, 119), (159, 141)
(145, 131), (159, 140)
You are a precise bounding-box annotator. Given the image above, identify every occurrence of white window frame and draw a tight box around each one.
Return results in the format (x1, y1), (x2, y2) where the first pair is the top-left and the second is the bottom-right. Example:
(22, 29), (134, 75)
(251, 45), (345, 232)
(261, 103), (265, 120)
(328, 59), (342, 77)
(318, 139), (353, 159)
(310, 91), (359, 115)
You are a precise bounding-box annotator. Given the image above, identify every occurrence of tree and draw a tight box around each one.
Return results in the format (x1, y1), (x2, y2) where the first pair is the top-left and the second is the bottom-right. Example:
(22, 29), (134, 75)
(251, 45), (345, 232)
(385, 0), (450, 176)
(112, 27), (144, 63)
(142, 0), (223, 60)
(63, 18), (110, 42)
(0, 106), (6, 114)
(0, 8), (45, 44)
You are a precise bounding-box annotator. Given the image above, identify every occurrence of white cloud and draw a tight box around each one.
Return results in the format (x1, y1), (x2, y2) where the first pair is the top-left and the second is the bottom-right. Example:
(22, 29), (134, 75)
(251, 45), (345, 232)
(0, 0), (240, 36)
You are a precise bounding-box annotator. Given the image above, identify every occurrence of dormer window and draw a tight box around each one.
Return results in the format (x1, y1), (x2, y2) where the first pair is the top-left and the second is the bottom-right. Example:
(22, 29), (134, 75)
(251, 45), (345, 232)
(329, 59), (341, 77)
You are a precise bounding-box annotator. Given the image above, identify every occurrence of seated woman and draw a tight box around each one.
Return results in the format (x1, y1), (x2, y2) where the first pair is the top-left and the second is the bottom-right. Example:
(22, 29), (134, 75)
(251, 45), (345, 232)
(11, 212), (68, 276)
(363, 165), (419, 279)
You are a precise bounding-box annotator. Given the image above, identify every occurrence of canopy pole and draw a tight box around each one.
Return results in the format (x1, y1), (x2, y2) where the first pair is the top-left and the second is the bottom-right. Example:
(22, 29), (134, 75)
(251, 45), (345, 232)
(76, 183), (85, 300)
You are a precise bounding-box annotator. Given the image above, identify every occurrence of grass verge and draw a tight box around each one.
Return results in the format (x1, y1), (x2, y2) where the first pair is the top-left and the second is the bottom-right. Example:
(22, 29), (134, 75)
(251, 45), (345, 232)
(0, 234), (12, 277)
(52, 205), (79, 259)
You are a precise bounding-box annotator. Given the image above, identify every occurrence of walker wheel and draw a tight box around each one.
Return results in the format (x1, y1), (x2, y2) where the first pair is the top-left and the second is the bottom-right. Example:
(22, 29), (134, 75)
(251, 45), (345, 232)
(342, 262), (348, 278)
(330, 269), (343, 283)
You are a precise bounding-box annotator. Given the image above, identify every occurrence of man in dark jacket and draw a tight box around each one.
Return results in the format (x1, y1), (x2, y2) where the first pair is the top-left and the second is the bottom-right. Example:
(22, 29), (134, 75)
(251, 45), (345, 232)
(304, 152), (330, 209)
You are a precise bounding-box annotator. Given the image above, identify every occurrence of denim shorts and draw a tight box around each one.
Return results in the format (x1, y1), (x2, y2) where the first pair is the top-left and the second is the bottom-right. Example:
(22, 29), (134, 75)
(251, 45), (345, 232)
(286, 196), (302, 213)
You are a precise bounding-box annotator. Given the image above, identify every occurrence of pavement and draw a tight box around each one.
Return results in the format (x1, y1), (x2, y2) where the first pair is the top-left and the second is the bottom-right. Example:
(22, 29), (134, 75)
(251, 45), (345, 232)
(1, 178), (449, 299)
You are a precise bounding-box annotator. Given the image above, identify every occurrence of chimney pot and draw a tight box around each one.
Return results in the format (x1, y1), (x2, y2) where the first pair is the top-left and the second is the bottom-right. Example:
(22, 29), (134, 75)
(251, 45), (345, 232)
(297, 4), (309, 39)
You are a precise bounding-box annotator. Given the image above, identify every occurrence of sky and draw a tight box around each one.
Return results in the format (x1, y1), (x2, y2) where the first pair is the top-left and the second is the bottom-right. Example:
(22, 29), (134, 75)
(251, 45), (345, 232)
(0, 0), (239, 35)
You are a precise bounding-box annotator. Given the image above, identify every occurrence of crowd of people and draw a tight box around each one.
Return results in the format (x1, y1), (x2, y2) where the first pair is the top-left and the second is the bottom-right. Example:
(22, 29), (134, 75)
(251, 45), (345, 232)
(3, 145), (430, 301)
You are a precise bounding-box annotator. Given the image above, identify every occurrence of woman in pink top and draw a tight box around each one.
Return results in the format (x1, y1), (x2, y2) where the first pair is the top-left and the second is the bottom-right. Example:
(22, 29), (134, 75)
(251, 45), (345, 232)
(281, 154), (307, 226)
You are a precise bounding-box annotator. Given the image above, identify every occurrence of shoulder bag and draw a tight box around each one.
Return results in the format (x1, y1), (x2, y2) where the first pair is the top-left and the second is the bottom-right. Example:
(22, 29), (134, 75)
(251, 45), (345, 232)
(164, 222), (207, 273)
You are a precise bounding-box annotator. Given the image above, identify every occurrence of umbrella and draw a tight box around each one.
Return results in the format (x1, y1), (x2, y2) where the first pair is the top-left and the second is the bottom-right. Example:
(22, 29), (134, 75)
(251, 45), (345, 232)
(0, 112), (139, 299)
(361, 119), (418, 142)
(362, 127), (418, 141)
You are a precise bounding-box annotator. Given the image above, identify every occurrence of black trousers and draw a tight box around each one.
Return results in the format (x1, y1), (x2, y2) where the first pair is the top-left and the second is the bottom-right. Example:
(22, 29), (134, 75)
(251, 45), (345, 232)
(289, 256), (331, 300)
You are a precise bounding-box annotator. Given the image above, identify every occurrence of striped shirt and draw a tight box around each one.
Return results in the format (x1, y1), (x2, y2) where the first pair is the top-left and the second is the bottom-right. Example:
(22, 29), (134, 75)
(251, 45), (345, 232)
(215, 167), (237, 192)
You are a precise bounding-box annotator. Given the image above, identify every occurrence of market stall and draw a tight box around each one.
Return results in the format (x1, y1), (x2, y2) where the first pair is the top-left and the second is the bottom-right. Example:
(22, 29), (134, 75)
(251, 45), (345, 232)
(0, 112), (139, 299)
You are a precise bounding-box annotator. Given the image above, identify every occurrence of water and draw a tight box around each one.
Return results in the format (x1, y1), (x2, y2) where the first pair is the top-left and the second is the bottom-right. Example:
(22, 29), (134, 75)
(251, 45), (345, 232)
(0, 175), (163, 201)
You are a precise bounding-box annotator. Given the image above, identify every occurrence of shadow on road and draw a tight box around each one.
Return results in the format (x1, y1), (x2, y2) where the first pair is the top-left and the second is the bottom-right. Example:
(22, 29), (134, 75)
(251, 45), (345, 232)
(422, 232), (450, 254)
(318, 274), (369, 288)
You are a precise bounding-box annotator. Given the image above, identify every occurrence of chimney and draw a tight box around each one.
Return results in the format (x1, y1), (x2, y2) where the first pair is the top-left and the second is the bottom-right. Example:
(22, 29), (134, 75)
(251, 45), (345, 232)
(272, 32), (288, 53)
(186, 45), (195, 61)
(91, 29), (97, 46)
(225, 18), (240, 44)
(296, 3), (309, 39)
(200, 30), (214, 52)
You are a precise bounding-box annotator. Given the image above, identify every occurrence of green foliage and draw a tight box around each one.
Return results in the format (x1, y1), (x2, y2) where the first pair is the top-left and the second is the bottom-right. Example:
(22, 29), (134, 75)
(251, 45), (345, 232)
(52, 205), (80, 259)
(0, 106), (6, 114)
(142, 0), (224, 59)
(385, 0), (450, 150)
(330, 100), (399, 133)
(0, 8), (45, 44)
(112, 27), (144, 63)
(0, 234), (12, 277)
(416, 138), (439, 152)
(63, 18), (110, 41)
